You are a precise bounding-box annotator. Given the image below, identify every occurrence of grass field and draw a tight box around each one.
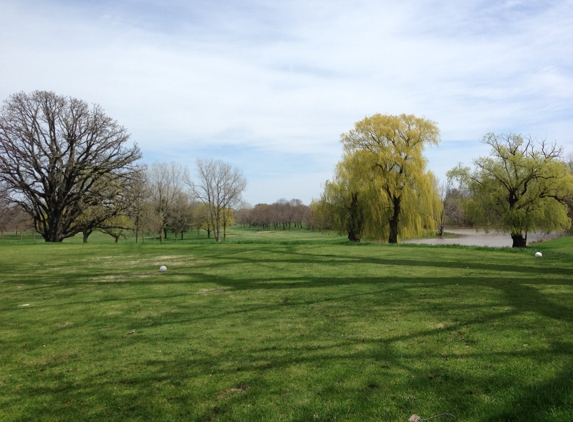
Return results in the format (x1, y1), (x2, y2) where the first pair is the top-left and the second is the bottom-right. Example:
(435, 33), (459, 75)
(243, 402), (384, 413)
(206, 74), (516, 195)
(1, 227), (572, 421)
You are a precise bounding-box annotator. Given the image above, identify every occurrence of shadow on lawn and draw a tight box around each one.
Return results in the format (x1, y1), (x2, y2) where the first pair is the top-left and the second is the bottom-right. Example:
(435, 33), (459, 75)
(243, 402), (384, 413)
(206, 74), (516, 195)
(7, 330), (572, 421)
(21, 270), (573, 329)
(4, 244), (573, 420)
(12, 243), (573, 327)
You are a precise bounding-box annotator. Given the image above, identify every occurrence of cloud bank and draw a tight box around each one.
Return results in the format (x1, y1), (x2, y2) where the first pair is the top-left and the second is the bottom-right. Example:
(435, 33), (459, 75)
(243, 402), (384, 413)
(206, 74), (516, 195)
(1, 0), (572, 203)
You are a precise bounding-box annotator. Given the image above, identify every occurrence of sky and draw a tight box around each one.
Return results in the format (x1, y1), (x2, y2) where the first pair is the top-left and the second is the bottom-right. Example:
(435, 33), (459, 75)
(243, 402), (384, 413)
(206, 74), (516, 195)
(1, 0), (572, 205)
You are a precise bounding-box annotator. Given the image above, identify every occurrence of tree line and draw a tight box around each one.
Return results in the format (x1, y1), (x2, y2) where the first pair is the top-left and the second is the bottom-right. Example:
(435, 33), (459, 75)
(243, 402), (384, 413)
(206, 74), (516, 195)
(2, 91), (573, 247)
(236, 199), (311, 231)
(0, 91), (248, 243)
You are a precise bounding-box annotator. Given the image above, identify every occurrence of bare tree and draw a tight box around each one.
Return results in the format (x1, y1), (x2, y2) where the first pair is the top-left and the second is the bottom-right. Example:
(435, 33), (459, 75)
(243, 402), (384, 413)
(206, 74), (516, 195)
(0, 91), (141, 242)
(290, 199), (309, 229)
(0, 182), (19, 238)
(146, 162), (189, 243)
(167, 190), (194, 241)
(188, 159), (247, 242)
(235, 202), (253, 228)
(123, 166), (152, 243)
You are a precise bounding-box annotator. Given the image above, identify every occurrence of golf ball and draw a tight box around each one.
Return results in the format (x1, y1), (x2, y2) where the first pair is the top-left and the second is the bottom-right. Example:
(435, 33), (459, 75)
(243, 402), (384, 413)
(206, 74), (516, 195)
(159, 265), (167, 272)
(534, 252), (542, 258)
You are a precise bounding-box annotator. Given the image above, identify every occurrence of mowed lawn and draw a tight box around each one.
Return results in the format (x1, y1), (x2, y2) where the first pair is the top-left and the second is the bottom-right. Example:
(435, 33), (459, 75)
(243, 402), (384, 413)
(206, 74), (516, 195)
(1, 231), (572, 421)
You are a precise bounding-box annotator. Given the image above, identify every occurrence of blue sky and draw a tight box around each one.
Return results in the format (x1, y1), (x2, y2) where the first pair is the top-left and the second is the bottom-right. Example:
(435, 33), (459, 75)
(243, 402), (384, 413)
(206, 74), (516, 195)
(1, 0), (572, 205)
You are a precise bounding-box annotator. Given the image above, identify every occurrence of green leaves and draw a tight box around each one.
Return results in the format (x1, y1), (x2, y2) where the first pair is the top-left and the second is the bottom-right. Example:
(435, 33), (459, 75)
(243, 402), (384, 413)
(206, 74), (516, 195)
(320, 114), (442, 243)
(448, 134), (573, 246)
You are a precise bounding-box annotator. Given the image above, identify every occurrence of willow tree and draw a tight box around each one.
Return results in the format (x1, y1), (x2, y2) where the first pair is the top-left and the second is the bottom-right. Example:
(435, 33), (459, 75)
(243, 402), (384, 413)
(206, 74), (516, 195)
(318, 152), (370, 242)
(447, 133), (573, 247)
(331, 113), (442, 243)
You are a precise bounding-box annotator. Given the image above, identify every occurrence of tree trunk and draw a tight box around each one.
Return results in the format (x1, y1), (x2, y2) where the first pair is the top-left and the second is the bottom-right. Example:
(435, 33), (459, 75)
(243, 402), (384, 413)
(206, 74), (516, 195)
(388, 196), (401, 244)
(511, 233), (527, 248)
(135, 216), (140, 243)
(346, 193), (363, 243)
(347, 229), (361, 242)
(215, 219), (221, 242)
(82, 230), (92, 243)
(438, 210), (445, 238)
(42, 225), (64, 242)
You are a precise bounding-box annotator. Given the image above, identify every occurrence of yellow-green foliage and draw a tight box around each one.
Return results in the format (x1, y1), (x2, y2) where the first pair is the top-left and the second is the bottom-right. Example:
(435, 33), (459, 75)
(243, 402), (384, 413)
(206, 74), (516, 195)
(192, 203), (217, 235)
(448, 133), (573, 237)
(321, 113), (442, 242)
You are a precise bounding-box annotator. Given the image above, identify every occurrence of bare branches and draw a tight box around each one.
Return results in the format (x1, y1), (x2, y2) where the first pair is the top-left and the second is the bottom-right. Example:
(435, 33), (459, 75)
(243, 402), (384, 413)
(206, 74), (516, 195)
(0, 91), (141, 242)
(187, 159), (247, 242)
(145, 162), (190, 243)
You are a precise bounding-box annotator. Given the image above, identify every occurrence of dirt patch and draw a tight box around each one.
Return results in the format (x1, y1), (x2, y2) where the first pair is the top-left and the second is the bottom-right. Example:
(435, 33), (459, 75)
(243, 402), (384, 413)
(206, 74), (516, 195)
(122, 255), (191, 265)
(216, 385), (248, 400)
(195, 288), (231, 295)
(89, 275), (128, 283)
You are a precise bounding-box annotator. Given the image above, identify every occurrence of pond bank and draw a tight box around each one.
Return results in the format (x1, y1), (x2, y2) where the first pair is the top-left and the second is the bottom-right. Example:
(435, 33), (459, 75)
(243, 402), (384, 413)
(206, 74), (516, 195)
(403, 228), (563, 247)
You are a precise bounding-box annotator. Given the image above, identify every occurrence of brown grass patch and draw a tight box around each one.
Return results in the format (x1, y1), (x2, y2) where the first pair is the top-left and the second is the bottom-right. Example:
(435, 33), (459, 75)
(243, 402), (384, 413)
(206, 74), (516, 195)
(216, 385), (249, 400)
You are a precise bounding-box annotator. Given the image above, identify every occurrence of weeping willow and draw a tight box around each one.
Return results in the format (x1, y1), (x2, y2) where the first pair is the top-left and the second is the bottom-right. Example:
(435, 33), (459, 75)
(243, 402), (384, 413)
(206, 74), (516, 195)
(318, 153), (372, 242)
(320, 113), (442, 243)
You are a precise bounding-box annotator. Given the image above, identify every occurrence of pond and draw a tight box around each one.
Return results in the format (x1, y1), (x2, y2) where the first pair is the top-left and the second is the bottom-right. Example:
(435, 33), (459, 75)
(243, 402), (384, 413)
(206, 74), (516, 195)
(402, 228), (561, 247)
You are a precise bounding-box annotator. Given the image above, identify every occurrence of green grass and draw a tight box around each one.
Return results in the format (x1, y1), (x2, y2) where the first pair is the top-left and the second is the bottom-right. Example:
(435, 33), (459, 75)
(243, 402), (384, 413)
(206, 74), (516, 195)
(1, 228), (572, 421)
(0, 225), (347, 245)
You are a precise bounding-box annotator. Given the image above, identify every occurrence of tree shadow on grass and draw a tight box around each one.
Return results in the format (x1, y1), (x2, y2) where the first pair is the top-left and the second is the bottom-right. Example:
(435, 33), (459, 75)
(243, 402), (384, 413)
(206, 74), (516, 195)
(5, 330), (572, 421)
(3, 244), (573, 420)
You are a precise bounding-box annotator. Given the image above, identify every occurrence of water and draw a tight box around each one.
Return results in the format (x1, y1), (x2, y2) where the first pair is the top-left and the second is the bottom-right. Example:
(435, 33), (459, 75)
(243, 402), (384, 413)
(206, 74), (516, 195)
(403, 228), (560, 247)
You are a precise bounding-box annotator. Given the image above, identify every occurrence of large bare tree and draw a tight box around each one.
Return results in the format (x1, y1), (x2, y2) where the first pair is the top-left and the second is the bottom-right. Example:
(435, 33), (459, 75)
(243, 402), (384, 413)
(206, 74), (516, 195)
(188, 159), (247, 242)
(0, 91), (141, 242)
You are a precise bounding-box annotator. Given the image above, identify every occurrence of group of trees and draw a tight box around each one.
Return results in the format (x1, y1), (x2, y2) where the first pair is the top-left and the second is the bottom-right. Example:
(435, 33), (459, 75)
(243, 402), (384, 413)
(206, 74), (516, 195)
(236, 199), (310, 230)
(0, 182), (35, 238)
(316, 115), (573, 247)
(0, 91), (247, 243)
(2, 91), (573, 248)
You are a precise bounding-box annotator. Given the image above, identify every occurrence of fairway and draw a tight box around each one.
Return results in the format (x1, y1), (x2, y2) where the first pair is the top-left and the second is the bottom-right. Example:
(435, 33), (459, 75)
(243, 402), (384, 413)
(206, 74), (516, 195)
(1, 233), (573, 421)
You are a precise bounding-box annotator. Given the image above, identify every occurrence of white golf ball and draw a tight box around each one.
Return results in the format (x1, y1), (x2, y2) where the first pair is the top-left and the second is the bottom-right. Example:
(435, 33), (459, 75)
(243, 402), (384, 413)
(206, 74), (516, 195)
(159, 265), (167, 272)
(534, 252), (542, 258)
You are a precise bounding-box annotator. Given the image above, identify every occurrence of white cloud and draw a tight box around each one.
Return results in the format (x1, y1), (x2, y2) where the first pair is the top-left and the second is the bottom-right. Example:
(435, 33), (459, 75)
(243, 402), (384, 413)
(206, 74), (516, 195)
(1, 0), (572, 204)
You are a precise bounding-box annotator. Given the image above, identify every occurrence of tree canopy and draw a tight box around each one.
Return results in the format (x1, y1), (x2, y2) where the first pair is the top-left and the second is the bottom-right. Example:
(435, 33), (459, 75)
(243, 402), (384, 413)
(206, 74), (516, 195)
(0, 91), (141, 242)
(447, 133), (573, 247)
(319, 113), (442, 243)
(188, 159), (247, 242)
